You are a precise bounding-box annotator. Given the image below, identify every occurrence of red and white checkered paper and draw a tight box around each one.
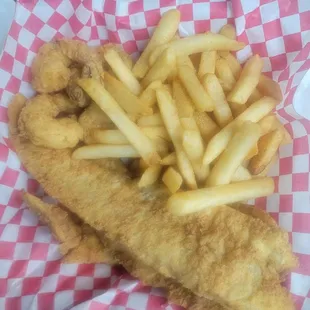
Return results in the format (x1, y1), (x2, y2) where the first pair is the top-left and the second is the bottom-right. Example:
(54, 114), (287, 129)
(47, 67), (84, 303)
(0, 0), (309, 309)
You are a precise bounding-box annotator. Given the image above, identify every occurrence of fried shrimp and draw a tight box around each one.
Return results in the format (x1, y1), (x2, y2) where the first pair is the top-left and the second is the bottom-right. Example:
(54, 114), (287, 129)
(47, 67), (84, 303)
(18, 94), (83, 149)
(31, 39), (104, 93)
(66, 66), (91, 108)
(78, 103), (115, 144)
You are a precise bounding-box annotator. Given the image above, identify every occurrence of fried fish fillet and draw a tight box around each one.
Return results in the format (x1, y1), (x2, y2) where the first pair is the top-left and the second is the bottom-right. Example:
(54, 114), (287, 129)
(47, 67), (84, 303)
(9, 95), (297, 310)
(24, 192), (284, 310)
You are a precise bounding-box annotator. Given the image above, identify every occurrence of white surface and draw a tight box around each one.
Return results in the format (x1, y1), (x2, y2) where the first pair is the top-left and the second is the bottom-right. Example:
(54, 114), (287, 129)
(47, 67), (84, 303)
(0, 0), (15, 54)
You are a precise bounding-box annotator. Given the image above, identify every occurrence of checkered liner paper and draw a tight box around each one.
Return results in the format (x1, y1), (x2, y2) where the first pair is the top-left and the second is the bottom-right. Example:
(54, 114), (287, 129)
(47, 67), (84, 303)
(0, 0), (309, 309)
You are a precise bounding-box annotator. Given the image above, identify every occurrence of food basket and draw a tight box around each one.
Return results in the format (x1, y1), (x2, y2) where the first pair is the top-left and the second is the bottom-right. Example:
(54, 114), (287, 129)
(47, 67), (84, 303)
(0, 0), (309, 309)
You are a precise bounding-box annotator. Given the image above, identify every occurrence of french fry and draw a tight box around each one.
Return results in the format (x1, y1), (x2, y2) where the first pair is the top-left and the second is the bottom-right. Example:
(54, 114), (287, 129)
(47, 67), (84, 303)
(176, 54), (196, 70)
(218, 24), (236, 58)
(103, 47), (141, 95)
(247, 88), (263, 105)
(78, 79), (161, 165)
(161, 152), (177, 165)
(255, 154), (278, 177)
(198, 51), (217, 78)
(153, 137), (170, 156)
(222, 53), (242, 78)
(219, 24), (236, 40)
(180, 117), (200, 131)
(203, 96), (278, 165)
(257, 74), (283, 101)
(142, 48), (176, 88)
(162, 167), (183, 193)
(167, 177), (274, 215)
(207, 122), (261, 186)
(72, 145), (140, 159)
(183, 129), (208, 183)
(249, 129), (283, 175)
(101, 43), (133, 70)
(139, 158), (149, 172)
(132, 9), (180, 78)
(172, 79), (194, 118)
(228, 55), (264, 105)
(182, 130), (204, 162)
(258, 114), (292, 145)
(137, 113), (164, 127)
(215, 58), (236, 92)
(141, 127), (171, 141)
(201, 74), (233, 127)
(194, 111), (219, 142)
(104, 72), (151, 117)
(178, 65), (214, 112)
(229, 101), (247, 117)
(245, 143), (259, 160)
(139, 80), (162, 107)
(92, 127), (170, 145)
(189, 53), (201, 71)
(156, 88), (197, 189)
(231, 166), (252, 182)
(151, 33), (245, 64)
(138, 165), (162, 188)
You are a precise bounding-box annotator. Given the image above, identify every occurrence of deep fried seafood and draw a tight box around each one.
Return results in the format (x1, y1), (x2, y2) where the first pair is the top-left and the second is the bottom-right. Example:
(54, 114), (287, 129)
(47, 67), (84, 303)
(78, 103), (115, 144)
(31, 39), (103, 93)
(24, 192), (292, 310)
(9, 94), (297, 310)
(65, 66), (91, 108)
(31, 42), (71, 93)
(18, 93), (83, 149)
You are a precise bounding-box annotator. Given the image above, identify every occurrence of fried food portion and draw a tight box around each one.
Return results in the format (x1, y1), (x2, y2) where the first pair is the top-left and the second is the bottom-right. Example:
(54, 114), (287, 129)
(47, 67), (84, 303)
(9, 94), (297, 310)
(78, 103), (115, 144)
(18, 93), (83, 149)
(24, 192), (293, 310)
(31, 39), (104, 93)
(31, 42), (72, 93)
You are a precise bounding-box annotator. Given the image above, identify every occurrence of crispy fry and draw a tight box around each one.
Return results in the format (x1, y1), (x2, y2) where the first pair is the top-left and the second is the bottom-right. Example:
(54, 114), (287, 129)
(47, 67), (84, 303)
(182, 130), (204, 162)
(228, 55), (264, 105)
(245, 143), (259, 160)
(172, 79), (194, 118)
(72, 145), (140, 159)
(139, 80), (162, 107)
(255, 154), (278, 178)
(132, 9), (180, 78)
(178, 65), (214, 112)
(231, 166), (252, 182)
(221, 53), (242, 78)
(103, 47), (141, 95)
(156, 88), (197, 189)
(137, 113), (164, 127)
(257, 74), (283, 101)
(151, 33), (245, 64)
(104, 72), (151, 118)
(218, 24), (236, 58)
(138, 165), (162, 188)
(201, 74), (233, 127)
(167, 177), (274, 215)
(194, 111), (219, 142)
(249, 129), (283, 175)
(162, 167), (183, 193)
(142, 48), (176, 88)
(189, 53), (201, 71)
(215, 58), (236, 92)
(198, 51), (217, 78)
(78, 79), (160, 165)
(207, 122), (261, 186)
(161, 152), (177, 165)
(203, 96), (278, 165)
(258, 114), (292, 145)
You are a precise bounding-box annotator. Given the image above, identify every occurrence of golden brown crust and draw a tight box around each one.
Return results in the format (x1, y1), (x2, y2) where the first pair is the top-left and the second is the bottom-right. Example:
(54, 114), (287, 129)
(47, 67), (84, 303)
(10, 95), (297, 310)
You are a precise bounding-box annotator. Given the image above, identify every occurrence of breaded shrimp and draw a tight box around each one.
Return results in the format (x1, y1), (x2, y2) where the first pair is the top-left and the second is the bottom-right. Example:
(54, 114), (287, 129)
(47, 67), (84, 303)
(18, 93), (83, 149)
(31, 39), (104, 93)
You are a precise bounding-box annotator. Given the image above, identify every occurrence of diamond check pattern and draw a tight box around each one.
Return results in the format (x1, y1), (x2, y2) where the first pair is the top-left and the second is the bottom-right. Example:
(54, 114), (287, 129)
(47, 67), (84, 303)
(0, 0), (309, 309)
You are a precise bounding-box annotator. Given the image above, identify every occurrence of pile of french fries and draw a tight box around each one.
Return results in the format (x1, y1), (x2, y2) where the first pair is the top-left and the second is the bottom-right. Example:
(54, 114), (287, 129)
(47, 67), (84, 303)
(74, 9), (291, 216)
